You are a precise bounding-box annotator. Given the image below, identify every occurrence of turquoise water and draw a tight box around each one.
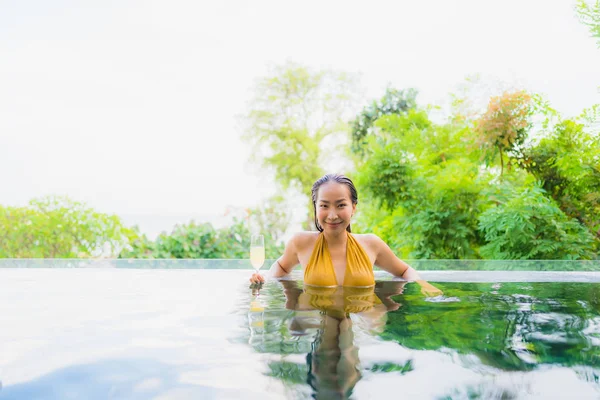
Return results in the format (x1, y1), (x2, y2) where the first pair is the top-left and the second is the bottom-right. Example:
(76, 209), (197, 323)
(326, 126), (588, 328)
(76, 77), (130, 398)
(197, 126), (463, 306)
(0, 262), (599, 399)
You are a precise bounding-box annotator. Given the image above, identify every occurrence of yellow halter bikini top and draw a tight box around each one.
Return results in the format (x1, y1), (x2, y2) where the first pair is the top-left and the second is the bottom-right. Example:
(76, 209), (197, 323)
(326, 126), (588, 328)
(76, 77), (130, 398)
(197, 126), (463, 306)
(304, 232), (375, 287)
(297, 285), (381, 317)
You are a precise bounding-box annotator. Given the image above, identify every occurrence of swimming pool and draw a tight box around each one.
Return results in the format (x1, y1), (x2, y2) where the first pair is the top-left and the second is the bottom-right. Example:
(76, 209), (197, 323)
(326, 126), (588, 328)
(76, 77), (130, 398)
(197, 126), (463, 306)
(0, 260), (599, 399)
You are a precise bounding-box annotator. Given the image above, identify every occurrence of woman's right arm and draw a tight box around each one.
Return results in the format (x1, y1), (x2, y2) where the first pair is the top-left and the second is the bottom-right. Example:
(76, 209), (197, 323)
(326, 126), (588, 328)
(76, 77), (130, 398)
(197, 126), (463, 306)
(371, 234), (443, 297)
(250, 234), (300, 283)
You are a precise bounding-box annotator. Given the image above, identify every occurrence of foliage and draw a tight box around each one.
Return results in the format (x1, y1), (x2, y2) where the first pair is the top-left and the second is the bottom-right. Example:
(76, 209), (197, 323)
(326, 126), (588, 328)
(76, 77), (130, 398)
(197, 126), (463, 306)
(241, 61), (360, 228)
(0, 196), (129, 258)
(520, 118), (600, 240)
(355, 109), (454, 210)
(119, 212), (285, 260)
(478, 186), (597, 260)
(355, 109), (487, 259)
(399, 165), (485, 259)
(351, 82), (598, 259)
(349, 87), (417, 155)
(474, 90), (535, 175)
(576, 0), (600, 48)
(0, 195), (286, 260)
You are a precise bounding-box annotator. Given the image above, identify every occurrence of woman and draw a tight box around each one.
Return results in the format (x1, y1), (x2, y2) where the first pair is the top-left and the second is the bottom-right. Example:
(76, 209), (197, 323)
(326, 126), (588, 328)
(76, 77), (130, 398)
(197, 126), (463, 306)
(250, 173), (441, 296)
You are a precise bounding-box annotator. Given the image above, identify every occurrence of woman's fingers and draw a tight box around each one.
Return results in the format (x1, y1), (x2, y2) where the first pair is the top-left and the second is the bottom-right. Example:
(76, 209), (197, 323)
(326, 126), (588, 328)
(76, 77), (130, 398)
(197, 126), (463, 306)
(249, 273), (265, 283)
(421, 286), (443, 297)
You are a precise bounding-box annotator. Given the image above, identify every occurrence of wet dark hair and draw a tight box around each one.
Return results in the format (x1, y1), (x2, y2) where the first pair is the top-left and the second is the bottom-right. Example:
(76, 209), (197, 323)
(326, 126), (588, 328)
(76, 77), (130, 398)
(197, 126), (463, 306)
(311, 173), (358, 233)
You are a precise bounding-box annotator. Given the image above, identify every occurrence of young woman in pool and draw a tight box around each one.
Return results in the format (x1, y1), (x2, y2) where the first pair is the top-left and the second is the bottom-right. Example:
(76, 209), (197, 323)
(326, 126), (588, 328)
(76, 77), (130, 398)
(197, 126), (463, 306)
(250, 173), (442, 297)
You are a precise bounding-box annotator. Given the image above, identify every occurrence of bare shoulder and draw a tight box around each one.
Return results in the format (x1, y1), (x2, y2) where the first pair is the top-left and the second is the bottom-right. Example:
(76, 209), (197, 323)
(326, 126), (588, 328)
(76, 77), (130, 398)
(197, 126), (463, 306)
(352, 233), (386, 251)
(288, 231), (320, 251)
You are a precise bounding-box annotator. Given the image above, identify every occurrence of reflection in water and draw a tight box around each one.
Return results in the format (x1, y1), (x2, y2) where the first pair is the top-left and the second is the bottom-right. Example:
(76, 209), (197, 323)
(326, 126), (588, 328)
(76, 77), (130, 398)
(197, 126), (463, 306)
(381, 282), (600, 373)
(6, 279), (598, 399)
(0, 359), (246, 400)
(245, 281), (600, 399)
(248, 280), (406, 399)
(306, 314), (359, 399)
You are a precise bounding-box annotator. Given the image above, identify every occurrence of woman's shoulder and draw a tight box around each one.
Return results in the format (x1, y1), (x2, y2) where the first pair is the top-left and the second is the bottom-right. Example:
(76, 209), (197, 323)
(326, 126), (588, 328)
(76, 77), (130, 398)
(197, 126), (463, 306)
(351, 232), (381, 241)
(288, 231), (320, 248)
(351, 233), (386, 249)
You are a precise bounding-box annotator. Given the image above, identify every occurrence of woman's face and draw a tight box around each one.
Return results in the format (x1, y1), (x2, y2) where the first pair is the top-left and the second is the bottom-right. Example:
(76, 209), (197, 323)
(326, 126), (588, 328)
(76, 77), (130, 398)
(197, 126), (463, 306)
(316, 182), (356, 233)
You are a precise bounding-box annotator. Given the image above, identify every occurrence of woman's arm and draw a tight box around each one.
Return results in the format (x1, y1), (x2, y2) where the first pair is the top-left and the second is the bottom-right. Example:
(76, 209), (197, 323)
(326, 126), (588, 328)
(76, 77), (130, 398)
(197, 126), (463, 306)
(371, 235), (442, 297)
(266, 259), (293, 279)
(371, 234), (415, 278)
(250, 234), (300, 283)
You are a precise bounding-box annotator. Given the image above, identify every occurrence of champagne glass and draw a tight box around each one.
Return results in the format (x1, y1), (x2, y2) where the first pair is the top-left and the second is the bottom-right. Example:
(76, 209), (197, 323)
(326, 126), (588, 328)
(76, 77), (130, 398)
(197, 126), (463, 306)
(250, 234), (265, 297)
(250, 234), (265, 273)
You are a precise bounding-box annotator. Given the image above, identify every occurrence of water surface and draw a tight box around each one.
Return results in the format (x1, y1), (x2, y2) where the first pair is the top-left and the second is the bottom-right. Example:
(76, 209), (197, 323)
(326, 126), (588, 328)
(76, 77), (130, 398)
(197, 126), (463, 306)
(0, 266), (599, 399)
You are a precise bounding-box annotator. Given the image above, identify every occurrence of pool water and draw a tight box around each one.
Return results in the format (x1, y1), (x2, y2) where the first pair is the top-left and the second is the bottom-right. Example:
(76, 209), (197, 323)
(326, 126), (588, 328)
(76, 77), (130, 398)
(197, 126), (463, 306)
(0, 266), (599, 399)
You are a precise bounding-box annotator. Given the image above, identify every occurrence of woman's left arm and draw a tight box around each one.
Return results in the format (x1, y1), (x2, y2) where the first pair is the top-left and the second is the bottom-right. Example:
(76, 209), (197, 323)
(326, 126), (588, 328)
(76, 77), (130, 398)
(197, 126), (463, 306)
(371, 235), (443, 297)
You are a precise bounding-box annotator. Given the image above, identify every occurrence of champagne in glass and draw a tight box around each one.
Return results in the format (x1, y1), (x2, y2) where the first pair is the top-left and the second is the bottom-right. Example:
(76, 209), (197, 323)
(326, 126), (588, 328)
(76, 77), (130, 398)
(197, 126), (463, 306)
(250, 234), (265, 273)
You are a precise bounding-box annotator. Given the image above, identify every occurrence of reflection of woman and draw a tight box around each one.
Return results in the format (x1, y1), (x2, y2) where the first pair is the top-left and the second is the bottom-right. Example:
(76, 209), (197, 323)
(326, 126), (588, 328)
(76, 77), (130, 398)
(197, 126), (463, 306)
(279, 280), (406, 399)
(250, 174), (441, 297)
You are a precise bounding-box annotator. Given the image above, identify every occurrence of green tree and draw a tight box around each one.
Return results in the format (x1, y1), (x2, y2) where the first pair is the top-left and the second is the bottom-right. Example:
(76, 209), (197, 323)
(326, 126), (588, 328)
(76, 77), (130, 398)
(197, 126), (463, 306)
(354, 109), (487, 259)
(0, 196), (129, 258)
(520, 117), (600, 240)
(576, 0), (600, 48)
(474, 91), (535, 176)
(349, 87), (417, 155)
(478, 186), (597, 260)
(119, 205), (286, 259)
(352, 84), (598, 260)
(120, 219), (240, 259)
(242, 62), (360, 228)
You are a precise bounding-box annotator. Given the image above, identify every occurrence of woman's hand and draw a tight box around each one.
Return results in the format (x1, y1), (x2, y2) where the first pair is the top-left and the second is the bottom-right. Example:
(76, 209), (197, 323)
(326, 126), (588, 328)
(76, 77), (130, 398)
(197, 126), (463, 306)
(249, 273), (264, 296)
(417, 280), (443, 297)
(249, 272), (265, 284)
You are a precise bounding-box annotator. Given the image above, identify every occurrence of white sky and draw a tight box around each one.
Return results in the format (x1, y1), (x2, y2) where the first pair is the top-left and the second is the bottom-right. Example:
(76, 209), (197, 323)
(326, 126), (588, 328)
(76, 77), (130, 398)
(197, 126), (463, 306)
(1, 0), (599, 237)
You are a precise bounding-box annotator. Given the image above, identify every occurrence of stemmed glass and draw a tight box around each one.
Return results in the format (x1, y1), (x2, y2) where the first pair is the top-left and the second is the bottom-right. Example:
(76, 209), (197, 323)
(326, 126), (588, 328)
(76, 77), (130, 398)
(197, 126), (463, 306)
(250, 234), (265, 298)
(250, 234), (265, 275)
